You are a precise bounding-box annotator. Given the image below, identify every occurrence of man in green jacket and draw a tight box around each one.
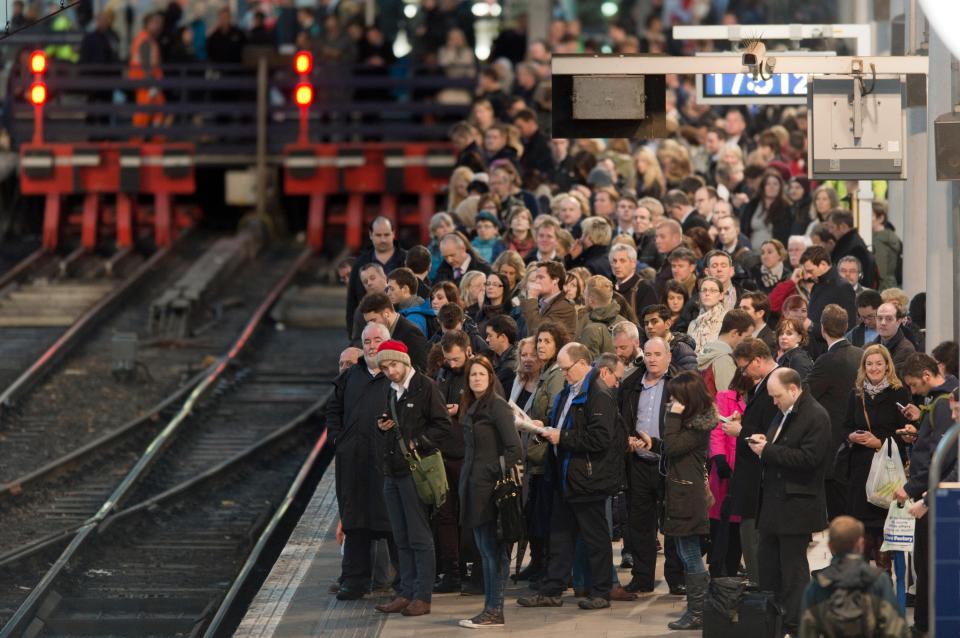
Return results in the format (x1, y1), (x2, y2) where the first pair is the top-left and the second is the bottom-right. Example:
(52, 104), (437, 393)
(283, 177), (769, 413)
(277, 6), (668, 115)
(799, 516), (907, 638)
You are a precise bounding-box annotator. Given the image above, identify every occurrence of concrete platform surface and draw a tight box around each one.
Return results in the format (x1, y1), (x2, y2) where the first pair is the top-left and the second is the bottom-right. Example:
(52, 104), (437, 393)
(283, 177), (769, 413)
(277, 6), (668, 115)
(237, 462), (833, 637)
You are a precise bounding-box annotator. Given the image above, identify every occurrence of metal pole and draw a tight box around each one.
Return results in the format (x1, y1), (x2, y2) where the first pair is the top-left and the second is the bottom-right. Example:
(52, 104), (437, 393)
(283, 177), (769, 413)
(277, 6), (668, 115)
(927, 421), (960, 638)
(255, 56), (267, 219)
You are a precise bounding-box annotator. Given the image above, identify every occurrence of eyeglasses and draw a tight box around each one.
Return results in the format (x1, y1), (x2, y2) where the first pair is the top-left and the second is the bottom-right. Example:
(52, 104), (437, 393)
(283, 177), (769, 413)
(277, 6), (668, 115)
(559, 359), (584, 373)
(700, 287), (721, 294)
(485, 281), (503, 288)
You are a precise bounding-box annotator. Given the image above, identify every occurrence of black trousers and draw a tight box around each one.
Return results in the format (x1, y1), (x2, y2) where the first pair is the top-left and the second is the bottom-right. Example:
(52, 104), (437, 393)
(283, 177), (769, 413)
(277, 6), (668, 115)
(626, 456), (683, 589)
(914, 515), (929, 632)
(825, 478), (848, 521)
(435, 457), (464, 574)
(341, 528), (399, 591)
(541, 492), (612, 599)
(758, 531), (810, 632)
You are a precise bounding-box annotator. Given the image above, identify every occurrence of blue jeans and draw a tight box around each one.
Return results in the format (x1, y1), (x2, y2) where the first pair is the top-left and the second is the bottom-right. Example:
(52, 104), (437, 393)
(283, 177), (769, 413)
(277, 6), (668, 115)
(675, 534), (706, 575)
(473, 521), (510, 611)
(383, 474), (435, 602)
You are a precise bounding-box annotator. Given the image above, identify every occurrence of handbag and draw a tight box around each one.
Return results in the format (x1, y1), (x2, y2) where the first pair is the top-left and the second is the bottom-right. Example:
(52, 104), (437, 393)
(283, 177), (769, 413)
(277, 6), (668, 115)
(391, 395), (448, 509)
(494, 455), (524, 543)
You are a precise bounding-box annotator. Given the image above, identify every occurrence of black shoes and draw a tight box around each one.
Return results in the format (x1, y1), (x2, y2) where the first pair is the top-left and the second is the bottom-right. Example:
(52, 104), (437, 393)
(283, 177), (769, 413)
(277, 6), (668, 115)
(434, 572), (461, 594)
(619, 552), (634, 569)
(623, 577), (655, 594)
(668, 584), (686, 596)
(517, 594), (563, 607)
(335, 587), (365, 601)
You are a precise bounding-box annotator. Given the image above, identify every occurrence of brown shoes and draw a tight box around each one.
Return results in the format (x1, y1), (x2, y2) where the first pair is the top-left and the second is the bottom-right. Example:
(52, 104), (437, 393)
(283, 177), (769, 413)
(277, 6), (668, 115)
(609, 585), (638, 601)
(375, 596), (411, 613)
(401, 599), (431, 616)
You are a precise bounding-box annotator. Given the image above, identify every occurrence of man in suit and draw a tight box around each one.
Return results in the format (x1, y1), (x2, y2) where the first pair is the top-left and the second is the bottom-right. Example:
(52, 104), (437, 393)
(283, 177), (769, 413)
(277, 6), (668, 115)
(359, 293), (429, 373)
(664, 189), (710, 234)
(617, 337), (685, 594)
(435, 233), (491, 285)
(748, 368), (832, 636)
(738, 292), (778, 354)
(806, 304), (864, 520)
(520, 260), (578, 336)
(727, 338), (780, 586)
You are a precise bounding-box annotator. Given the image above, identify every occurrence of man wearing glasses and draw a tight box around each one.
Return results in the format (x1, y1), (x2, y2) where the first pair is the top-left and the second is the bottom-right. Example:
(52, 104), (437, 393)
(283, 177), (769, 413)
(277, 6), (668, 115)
(518, 343), (620, 610)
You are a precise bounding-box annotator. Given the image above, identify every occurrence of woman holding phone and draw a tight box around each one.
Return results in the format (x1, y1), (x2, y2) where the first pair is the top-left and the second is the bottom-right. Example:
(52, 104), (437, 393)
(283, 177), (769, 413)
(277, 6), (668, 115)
(842, 344), (911, 569)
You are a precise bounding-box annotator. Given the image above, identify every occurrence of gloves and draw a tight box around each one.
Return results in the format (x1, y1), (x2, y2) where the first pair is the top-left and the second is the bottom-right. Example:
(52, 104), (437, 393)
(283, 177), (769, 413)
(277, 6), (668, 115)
(713, 454), (732, 480)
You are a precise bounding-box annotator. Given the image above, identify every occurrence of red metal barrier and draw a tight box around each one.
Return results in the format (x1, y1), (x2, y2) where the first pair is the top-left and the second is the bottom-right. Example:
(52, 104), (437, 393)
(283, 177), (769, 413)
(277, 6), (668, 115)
(282, 142), (455, 251)
(19, 142), (197, 251)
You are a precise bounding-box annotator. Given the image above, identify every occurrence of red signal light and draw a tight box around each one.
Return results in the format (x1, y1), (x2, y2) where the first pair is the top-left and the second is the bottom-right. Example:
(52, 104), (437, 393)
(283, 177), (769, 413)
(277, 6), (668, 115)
(29, 82), (47, 106)
(294, 82), (313, 107)
(30, 50), (47, 75)
(294, 51), (313, 75)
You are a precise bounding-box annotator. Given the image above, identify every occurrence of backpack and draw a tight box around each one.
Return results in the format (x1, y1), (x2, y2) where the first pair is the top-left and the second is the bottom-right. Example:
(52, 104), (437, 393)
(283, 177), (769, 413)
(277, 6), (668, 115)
(807, 568), (908, 638)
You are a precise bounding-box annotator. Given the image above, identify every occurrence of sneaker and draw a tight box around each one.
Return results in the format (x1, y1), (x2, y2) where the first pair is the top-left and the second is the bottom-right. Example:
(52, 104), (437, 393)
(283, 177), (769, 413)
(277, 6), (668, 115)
(517, 594), (563, 607)
(577, 597), (611, 610)
(458, 608), (505, 628)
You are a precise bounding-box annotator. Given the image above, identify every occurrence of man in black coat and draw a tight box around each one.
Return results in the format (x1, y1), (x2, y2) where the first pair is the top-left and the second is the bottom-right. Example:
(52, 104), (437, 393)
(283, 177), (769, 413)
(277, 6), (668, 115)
(514, 108), (553, 179)
(346, 217), (407, 334)
(805, 304), (864, 520)
(327, 323), (397, 599)
(872, 302), (917, 380)
(748, 368), (832, 636)
(518, 343), (620, 610)
(374, 340), (452, 617)
(800, 246), (857, 350)
(484, 315), (519, 392)
(827, 210), (876, 288)
(640, 305), (698, 372)
(359, 293), (428, 372)
(738, 292), (778, 353)
(728, 338), (782, 586)
(664, 190), (710, 234)
(434, 233), (491, 285)
(610, 243), (658, 323)
(615, 337), (685, 594)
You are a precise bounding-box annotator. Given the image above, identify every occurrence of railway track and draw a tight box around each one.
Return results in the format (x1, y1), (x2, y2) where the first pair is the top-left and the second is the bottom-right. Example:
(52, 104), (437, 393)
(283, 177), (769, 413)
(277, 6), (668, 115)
(0, 248), (341, 636)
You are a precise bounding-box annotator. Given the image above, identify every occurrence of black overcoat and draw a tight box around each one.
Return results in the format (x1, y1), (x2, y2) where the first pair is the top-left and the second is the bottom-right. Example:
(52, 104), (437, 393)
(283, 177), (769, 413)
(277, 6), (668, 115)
(728, 371), (780, 518)
(806, 339), (864, 478)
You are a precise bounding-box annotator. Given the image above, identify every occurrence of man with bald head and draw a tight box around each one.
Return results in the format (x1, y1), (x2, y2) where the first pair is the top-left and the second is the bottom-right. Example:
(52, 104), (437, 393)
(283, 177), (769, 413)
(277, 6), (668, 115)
(518, 342), (620, 610)
(435, 233), (491, 284)
(871, 301), (916, 379)
(654, 218), (684, 295)
(326, 322), (397, 600)
(747, 367), (831, 635)
(616, 336), (684, 594)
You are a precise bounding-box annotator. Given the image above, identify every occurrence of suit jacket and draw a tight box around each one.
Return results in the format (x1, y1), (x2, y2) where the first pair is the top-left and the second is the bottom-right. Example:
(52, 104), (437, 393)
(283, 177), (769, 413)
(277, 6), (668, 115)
(617, 364), (678, 458)
(681, 211), (711, 234)
(757, 391), (832, 535)
(391, 316), (429, 373)
(434, 254), (491, 285)
(520, 292), (578, 336)
(756, 325), (779, 354)
(806, 339), (864, 478)
(728, 371), (780, 518)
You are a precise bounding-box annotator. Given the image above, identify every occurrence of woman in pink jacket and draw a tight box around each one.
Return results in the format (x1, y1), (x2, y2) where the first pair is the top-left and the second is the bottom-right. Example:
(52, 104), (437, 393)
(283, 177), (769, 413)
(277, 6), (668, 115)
(707, 370), (751, 578)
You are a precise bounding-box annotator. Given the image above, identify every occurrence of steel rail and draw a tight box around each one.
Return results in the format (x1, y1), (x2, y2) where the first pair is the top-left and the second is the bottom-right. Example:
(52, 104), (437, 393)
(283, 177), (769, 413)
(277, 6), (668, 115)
(0, 247), (313, 638)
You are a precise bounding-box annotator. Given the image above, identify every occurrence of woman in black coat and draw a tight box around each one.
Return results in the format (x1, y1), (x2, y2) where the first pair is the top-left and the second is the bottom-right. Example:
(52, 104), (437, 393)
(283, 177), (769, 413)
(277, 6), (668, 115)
(842, 344), (911, 568)
(662, 371), (717, 631)
(776, 316), (814, 381)
(457, 356), (522, 629)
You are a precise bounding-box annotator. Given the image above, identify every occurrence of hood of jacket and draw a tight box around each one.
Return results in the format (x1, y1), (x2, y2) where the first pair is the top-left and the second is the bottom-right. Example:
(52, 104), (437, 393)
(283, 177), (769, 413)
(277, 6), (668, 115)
(697, 340), (733, 371)
(671, 331), (697, 350)
(399, 297), (436, 318)
(683, 405), (719, 432)
(815, 554), (878, 590)
(588, 301), (622, 325)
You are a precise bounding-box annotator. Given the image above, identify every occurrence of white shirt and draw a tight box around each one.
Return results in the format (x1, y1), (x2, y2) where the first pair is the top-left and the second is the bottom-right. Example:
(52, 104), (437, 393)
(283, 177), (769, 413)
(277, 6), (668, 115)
(772, 397), (798, 443)
(553, 377), (585, 454)
(390, 366), (416, 400)
(367, 367), (380, 377)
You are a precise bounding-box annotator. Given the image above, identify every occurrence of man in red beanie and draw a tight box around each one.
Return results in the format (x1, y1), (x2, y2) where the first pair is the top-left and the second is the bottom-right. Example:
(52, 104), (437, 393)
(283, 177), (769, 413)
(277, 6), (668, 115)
(374, 340), (452, 618)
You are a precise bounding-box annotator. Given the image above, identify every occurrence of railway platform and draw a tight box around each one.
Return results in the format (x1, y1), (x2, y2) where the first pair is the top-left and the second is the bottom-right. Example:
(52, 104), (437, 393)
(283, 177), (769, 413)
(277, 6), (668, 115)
(237, 464), (835, 638)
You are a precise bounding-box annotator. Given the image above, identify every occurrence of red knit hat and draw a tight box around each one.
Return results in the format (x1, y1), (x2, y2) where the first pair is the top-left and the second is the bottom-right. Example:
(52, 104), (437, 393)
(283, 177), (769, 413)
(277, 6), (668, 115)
(376, 339), (411, 368)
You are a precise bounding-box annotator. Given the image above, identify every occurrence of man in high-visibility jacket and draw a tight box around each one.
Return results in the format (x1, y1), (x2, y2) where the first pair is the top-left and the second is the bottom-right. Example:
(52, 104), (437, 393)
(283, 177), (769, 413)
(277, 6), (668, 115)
(130, 12), (165, 128)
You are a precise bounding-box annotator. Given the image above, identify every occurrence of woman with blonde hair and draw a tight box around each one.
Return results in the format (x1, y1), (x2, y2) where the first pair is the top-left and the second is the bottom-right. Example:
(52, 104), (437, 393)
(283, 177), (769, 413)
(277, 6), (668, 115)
(460, 270), (487, 310)
(446, 166), (475, 212)
(687, 277), (727, 354)
(842, 344), (912, 569)
(634, 146), (666, 199)
(492, 250), (526, 297)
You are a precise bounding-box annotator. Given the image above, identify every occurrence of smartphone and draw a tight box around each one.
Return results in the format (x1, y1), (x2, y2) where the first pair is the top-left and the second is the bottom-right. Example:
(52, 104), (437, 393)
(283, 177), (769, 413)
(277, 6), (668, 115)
(854, 429), (866, 435)
(718, 414), (733, 424)
(895, 402), (907, 412)
(379, 412), (390, 422)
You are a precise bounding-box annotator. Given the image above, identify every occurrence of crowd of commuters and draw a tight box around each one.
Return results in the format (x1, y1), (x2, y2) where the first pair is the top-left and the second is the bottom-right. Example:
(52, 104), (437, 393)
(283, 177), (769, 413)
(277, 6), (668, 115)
(321, 4), (958, 637)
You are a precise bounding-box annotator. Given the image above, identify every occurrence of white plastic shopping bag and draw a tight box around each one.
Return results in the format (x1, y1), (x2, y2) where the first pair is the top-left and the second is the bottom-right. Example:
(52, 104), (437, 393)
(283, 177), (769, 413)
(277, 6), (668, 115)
(866, 438), (907, 508)
(880, 500), (916, 552)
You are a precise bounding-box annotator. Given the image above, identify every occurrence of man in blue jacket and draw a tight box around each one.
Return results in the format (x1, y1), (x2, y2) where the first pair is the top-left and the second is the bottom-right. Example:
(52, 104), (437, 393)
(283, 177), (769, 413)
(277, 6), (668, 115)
(518, 342), (622, 611)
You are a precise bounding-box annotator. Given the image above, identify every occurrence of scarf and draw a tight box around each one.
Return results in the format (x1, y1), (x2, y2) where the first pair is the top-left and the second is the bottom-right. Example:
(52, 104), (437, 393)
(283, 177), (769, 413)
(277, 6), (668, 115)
(760, 262), (784, 289)
(863, 377), (891, 398)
